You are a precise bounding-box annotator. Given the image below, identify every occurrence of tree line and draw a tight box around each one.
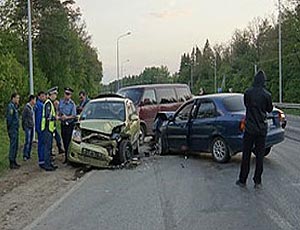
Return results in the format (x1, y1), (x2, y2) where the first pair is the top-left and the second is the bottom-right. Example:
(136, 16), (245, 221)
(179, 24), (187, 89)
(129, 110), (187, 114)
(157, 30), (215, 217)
(0, 0), (103, 113)
(106, 0), (300, 103)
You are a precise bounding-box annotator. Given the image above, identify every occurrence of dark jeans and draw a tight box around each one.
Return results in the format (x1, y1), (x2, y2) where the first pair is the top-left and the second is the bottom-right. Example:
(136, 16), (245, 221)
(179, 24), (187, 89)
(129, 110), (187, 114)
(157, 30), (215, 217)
(23, 127), (34, 159)
(239, 131), (266, 184)
(37, 131), (44, 165)
(61, 124), (74, 161)
(8, 128), (19, 163)
(43, 130), (53, 169)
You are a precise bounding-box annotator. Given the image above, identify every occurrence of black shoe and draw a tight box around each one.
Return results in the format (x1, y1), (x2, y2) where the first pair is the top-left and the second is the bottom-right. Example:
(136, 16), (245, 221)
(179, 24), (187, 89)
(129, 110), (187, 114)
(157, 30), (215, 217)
(44, 166), (56, 171)
(254, 183), (262, 190)
(39, 164), (45, 169)
(10, 162), (19, 170)
(14, 162), (21, 169)
(235, 180), (246, 188)
(51, 164), (58, 169)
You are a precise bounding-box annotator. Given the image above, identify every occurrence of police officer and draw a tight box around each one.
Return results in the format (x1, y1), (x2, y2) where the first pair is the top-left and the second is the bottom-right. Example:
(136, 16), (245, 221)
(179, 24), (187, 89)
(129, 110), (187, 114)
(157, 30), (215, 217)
(236, 70), (273, 189)
(6, 93), (21, 169)
(58, 87), (76, 164)
(42, 87), (59, 171)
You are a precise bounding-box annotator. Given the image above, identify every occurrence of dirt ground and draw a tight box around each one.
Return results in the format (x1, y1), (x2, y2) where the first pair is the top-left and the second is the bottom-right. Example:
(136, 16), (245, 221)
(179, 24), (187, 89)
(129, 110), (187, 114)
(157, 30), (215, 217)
(0, 153), (87, 230)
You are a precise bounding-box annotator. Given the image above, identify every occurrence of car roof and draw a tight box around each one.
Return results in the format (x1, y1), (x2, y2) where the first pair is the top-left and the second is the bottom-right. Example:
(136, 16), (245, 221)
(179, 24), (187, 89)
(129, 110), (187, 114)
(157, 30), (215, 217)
(193, 93), (243, 100)
(89, 97), (129, 103)
(118, 83), (189, 91)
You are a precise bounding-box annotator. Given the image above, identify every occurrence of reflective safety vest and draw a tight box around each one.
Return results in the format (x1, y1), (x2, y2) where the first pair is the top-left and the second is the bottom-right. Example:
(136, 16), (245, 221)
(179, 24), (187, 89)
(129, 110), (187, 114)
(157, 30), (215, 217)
(41, 99), (56, 132)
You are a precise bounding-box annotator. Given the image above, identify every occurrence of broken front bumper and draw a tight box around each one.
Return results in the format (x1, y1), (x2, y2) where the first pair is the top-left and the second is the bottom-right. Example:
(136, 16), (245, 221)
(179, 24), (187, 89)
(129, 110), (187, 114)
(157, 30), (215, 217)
(69, 140), (117, 168)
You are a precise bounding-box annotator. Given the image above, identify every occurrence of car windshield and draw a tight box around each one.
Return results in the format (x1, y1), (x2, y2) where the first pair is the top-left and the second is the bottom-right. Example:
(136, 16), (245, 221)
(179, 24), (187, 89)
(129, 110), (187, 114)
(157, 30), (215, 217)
(80, 101), (125, 121)
(117, 88), (143, 105)
(223, 95), (246, 112)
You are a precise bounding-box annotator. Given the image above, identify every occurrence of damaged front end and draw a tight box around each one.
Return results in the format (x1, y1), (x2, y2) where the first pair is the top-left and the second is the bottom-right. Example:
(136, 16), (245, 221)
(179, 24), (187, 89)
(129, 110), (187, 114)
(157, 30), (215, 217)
(69, 120), (126, 168)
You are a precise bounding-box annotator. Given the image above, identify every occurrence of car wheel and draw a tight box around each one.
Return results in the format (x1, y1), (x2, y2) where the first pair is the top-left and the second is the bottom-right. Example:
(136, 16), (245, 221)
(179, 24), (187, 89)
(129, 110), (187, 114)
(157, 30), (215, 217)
(211, 137), (231, 163)
(264, 147), (271, 156)
(157, 135), (168, 155)
(118, 140), (132, 164)
(139, 125), (146, 145)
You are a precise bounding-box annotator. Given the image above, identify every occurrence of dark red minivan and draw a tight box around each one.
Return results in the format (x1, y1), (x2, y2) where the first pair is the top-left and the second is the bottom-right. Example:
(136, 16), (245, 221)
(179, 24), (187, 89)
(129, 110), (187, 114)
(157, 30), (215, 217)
(117, 84), (192, 140)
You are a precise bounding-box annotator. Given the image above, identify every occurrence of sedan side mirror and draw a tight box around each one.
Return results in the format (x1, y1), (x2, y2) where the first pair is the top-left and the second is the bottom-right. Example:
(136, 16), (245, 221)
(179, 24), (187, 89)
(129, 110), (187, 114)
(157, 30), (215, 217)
(168, 115), (175, 122)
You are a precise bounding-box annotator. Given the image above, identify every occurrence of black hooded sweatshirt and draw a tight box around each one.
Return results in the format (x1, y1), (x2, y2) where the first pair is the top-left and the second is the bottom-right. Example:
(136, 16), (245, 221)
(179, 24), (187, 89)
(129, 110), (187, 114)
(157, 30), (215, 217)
(244, 71), (273, 136)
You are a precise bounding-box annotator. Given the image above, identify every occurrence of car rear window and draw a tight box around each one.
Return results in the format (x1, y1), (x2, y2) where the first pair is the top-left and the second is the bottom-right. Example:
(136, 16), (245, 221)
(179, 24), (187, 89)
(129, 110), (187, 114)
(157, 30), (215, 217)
(156, 88), (177, 104)
(176, 87), (192, 102)
(117, 88), (143, 105)
(223, 95), (246, 112)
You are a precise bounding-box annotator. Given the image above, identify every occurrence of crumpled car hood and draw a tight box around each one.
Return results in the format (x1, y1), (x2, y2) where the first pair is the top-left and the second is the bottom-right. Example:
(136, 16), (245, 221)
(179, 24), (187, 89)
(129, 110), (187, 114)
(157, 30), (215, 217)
(79, 119), (124, 135)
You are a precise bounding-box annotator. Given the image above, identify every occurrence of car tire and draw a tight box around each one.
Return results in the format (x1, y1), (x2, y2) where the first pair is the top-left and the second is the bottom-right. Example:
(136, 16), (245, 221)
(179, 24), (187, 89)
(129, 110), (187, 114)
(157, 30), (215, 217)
(264, 147), (272, 156)
(118, 140), (132, 164)
(139, 125), (146, 145)
(157, 135), (168, 155)
(211, 137), (231, 163)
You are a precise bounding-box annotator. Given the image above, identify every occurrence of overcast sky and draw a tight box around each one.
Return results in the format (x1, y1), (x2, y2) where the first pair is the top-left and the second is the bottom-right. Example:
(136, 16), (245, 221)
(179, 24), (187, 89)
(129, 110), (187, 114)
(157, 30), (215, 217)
(75, 0), (279, 84)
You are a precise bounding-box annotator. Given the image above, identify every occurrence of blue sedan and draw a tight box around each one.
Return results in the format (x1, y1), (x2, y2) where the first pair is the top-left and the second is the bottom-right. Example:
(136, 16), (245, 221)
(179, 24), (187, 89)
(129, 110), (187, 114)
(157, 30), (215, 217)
(154, 93), (286, 163)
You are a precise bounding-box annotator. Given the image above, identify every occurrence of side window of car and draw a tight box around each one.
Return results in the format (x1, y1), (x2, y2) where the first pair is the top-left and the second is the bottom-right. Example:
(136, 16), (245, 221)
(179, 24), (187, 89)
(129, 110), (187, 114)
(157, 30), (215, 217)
(142, 89), (157, 105)
(175, 102), (194, 121)
(156, 88), (177, 104)
(196, 101), (216, 119)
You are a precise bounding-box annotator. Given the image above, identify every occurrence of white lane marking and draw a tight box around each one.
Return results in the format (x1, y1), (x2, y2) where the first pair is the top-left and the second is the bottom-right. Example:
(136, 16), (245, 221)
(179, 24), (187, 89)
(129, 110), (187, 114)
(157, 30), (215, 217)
(265, 208), (294, 230)
(23, 170), (95, 230)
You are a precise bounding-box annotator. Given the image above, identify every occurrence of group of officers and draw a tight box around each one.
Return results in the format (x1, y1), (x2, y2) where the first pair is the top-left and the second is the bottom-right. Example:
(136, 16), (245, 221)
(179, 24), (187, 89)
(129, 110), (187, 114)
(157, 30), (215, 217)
(6, 87), (89, 171)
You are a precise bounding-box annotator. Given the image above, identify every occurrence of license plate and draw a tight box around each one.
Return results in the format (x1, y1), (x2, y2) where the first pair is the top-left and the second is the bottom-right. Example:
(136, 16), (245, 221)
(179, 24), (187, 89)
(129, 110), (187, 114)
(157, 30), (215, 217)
(80, 148), (106, 161)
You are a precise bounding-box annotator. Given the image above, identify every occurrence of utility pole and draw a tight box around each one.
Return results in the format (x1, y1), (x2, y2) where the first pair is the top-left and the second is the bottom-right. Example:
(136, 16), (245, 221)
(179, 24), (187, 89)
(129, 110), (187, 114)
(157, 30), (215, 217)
(27, 0), (34, 94)
(278, 0), (283, 103)
(214, 56), (217, 93)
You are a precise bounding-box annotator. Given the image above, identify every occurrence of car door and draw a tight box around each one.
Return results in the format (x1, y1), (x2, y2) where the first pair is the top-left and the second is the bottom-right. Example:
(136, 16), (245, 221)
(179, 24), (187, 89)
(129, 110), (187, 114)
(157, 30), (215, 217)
(138, 88), (158, 135)
(190, 100), (217, 152)
(166, 100), (195, 151)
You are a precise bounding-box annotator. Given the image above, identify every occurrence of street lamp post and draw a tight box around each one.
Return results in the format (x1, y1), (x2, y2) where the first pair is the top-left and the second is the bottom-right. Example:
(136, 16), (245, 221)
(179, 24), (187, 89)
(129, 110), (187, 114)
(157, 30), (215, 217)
(27, 0), (34, 95)
(278, 0), (283, 103)
(116, 31), (131, 91)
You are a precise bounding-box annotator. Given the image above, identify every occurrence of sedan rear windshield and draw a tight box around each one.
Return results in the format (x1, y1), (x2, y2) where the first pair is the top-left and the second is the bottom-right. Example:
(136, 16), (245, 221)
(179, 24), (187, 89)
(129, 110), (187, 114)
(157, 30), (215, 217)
(117, 88), (143, 105)
(81, 101), (125, 121)
(223, 95), (246, 112)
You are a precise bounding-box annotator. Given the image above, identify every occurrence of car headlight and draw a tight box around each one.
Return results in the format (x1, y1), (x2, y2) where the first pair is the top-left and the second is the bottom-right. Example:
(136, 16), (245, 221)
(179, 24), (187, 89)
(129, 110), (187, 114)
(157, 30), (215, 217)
(72, 128), (82, 143)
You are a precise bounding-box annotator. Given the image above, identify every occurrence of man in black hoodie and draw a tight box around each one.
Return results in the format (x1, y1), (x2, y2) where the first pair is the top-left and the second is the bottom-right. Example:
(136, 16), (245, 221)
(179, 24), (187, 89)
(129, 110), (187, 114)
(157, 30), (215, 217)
(236, 70), (273, 189)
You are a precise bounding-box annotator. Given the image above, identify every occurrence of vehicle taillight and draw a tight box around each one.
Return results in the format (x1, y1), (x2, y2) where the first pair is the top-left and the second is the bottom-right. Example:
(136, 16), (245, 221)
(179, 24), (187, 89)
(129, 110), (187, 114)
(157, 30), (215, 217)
(239, 117), (246, 132)
(277, 109), (287, 129)
(278, 110), (285, 122)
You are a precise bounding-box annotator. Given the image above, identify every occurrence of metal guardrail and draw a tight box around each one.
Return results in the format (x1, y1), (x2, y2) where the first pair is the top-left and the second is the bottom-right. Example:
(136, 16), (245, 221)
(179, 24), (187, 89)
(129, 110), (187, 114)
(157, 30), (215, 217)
(274, 103), (300, 109)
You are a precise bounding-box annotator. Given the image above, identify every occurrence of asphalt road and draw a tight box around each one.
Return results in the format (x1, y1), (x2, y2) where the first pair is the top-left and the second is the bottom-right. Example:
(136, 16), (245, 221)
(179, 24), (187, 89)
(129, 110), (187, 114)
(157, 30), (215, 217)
(26, 116), (300, 230)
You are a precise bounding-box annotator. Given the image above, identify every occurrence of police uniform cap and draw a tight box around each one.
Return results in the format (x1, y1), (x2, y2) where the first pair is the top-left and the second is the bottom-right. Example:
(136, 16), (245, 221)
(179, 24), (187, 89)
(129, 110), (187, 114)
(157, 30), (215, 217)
(64, 87), (74, 94)
(47, 86), (58, 95)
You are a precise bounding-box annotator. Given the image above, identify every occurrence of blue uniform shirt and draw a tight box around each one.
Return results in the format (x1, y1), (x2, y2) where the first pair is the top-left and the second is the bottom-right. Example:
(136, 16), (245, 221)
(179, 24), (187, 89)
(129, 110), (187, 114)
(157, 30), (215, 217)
(6, 101), (19, 131)
(58, 99), (76, 124)
(34, 99), (44, 133)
